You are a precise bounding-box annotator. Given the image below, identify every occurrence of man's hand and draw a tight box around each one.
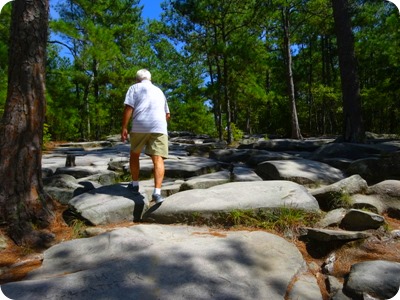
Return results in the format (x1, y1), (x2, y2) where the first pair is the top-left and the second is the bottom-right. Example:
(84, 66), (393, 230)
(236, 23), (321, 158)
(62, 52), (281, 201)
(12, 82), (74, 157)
(121, 105), (133, 143)
(121, 128), (129, 143)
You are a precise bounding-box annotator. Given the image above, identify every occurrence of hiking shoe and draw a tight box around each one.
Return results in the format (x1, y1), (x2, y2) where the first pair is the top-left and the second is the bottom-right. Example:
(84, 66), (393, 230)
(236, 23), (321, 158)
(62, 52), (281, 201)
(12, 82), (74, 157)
(152, 193), (164, 204)
(127, 183), (139, 193)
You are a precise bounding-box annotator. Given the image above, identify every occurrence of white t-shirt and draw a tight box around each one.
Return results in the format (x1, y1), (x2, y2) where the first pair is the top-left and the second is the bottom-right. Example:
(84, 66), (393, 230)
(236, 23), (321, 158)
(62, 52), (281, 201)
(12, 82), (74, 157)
(124, 80), (170, 135)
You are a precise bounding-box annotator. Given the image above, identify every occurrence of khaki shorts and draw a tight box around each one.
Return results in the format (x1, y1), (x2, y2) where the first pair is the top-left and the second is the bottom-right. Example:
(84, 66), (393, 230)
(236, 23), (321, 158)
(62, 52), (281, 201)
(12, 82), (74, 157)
(129, 132), (168, 158)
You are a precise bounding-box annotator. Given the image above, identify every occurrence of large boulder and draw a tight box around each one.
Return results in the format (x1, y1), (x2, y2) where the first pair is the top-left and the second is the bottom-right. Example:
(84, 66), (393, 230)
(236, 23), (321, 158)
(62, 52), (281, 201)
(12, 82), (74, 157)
(344, 260), (400, 299)
(69, 184), (149, 225)
(366, 180), (400, 217)
(339, 209), (385, 231)
(346, 151), (400, 185)
(311, 142), (400, 161)
(2, 225), (317, 300)
(43, 174), (100, 204)
(143, 181), (320, 224)
(310, 175), (368, 210)
(255, 159), (344, 185)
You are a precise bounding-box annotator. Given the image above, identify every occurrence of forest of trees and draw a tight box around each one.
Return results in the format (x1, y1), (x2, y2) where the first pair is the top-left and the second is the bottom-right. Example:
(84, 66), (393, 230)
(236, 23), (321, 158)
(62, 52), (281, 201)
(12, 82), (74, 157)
(0, 0), (399, 143)
(0, 0), (399, 246)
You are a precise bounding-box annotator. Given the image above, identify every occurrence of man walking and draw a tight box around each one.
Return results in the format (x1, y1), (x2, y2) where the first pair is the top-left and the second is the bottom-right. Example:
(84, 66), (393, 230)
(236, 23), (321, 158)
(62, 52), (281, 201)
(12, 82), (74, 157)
(121, 69), (170, 204)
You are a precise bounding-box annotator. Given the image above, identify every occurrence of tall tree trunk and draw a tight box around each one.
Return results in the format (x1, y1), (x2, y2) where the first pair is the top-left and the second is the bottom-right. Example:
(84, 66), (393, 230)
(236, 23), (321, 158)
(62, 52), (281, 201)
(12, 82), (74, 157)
(223, 55), (232, 144)
(332, 0), (365, 143)
(0, 0), (54, 247)
(282, 7), (302, 139)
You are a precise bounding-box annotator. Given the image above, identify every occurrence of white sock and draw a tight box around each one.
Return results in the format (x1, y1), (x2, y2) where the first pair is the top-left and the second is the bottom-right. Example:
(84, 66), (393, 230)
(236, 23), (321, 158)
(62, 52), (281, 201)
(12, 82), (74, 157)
(131, 181), (139, 187)
(154, 188), (161, 195)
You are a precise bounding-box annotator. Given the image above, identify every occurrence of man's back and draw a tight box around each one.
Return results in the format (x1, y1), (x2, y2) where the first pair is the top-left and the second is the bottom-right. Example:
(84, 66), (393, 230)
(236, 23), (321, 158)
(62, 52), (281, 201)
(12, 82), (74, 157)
(124, 80), (169, 134)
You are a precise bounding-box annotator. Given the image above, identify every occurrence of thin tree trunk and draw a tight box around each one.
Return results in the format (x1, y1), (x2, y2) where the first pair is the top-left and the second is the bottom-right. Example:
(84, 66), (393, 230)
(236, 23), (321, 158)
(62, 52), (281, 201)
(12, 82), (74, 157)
(0, 0), (54, 247)
(282, 7), (302, 139)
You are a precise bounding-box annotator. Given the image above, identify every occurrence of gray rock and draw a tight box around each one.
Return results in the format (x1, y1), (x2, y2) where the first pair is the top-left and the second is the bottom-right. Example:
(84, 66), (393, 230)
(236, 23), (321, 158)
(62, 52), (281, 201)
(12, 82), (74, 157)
(69, 184), (149, 225)
(316, 208), (347, 228)
(130, 156), (221, 179)
(320, 157), (354, 171)
(391, 230), (400, 239)
(185, 141), (227, 156)
(322, 252), (336, 275)
(351, 194), (386, 214)
(43, 174), (100, 204)
(302, 228), (370, 242)
(326, 275), (344, 296)
(2, 225), (309, 300)
(344, 260), (400, 299)
(42, 167), (54, 178)
(232, 166), (263, 181)
(311, 175), (368, 196)
(245, 150), (297, 167)
(144, 181), (320, 224)
(367, 180), (400, 217)
(288, 273), (323, 300)
(347, 152), (400, 185)
(107, 157), (130, 172)
(255, 159), (344, 185)
(368, 180), (400, 198)
(79, 170), (118, 185)
(311, 142), (395, 161)
(180, 170), (231, 190)
(43, 174), (80, 189)
(44, 186), (77, 205)
(340, 209), (385, 231)
(244, 138), (332, 152)
(331, 290), (353, 300)
(54, 166), (108, 179)
(209, 148), (255, 163)
(310, 175), (368, 210)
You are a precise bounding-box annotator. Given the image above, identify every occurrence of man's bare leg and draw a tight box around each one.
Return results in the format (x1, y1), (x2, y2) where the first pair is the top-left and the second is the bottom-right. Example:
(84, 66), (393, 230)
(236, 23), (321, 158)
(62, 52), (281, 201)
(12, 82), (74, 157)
(151, 155), (165, 189)
(130, 151), (141, 181)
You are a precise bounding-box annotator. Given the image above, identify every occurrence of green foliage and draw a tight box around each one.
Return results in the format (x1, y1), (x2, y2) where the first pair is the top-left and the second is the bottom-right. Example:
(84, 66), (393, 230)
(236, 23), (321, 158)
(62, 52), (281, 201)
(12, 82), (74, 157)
(42, 123), (52, 148)
(223, 123), (243, 142)
(0, 3), (11, 119)
(1, 0), (397, 141)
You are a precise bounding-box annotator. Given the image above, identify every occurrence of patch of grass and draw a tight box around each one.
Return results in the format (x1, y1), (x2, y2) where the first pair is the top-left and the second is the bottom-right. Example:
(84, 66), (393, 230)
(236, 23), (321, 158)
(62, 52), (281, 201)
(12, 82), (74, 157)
(258, 207), (320, 233)
(188, 212), (206, 226)
(209, 208), (321, 235)
(226, 209), (258, 226)
(329, 191), (353, 209)
(70, 219), (87, 239)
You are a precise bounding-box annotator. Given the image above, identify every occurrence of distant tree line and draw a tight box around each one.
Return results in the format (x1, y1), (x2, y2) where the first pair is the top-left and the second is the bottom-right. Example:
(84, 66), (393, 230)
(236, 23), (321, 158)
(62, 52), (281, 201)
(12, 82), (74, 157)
(0, 0), (399, 143)
(0, 0), (399, 246)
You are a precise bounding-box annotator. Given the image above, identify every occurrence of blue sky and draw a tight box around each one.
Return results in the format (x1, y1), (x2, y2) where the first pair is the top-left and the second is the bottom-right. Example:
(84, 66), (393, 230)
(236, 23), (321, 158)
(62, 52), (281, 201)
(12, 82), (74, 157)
(141, 0), (163, 20)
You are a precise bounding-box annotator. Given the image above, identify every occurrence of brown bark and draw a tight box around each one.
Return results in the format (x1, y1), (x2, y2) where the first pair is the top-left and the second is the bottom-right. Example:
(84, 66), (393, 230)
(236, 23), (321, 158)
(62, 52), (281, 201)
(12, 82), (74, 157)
(331, 0), (365, 143)
(0, 0), (54, 247)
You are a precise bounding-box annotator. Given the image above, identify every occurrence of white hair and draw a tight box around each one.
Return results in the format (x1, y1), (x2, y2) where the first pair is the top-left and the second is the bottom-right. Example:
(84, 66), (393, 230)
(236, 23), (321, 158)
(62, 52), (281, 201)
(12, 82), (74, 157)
(136, 69), (151, 81)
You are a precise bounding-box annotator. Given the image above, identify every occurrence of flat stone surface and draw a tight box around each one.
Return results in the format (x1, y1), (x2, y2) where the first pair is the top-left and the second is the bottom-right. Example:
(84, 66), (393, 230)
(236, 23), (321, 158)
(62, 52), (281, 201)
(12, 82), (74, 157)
(255, 159), (345, 185)
(144, 181), (320, 223)
(2, 225), (314, 300)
